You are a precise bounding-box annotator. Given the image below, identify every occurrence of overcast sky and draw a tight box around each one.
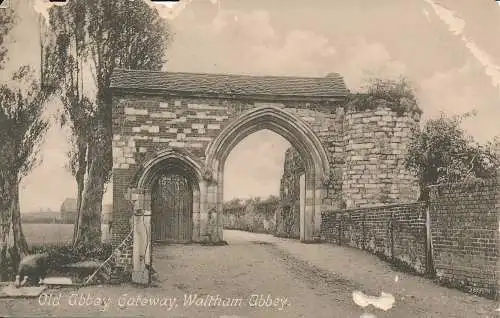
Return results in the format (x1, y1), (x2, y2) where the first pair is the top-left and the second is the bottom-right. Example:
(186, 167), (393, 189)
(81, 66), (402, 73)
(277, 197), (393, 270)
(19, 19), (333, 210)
(3, 0), (500, 212)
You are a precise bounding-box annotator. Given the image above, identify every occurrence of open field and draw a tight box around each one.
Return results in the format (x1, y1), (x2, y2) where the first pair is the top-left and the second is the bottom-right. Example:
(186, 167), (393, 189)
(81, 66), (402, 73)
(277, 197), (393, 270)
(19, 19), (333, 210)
(22, 223), (73, 246)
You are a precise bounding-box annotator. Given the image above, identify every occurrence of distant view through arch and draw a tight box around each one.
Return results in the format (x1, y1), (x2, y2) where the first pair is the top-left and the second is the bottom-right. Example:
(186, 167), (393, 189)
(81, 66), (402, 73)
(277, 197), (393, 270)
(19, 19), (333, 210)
(204, 106), (330, 242)
(223, 129), (306, 239)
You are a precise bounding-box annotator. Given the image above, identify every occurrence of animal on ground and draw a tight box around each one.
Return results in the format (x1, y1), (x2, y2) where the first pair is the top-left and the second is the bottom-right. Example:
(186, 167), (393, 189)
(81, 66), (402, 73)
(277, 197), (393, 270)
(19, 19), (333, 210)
(15, 252), (50, 288)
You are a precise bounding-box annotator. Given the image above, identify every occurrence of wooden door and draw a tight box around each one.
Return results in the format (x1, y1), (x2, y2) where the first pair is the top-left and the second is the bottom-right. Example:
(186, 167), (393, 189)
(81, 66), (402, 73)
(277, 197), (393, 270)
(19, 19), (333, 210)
(151, 173), (193, 243)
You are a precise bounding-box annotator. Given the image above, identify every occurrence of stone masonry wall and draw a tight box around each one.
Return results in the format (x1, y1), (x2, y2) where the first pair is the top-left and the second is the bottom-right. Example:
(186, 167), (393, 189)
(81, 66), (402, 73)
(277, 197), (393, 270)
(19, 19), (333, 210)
(111, 90), (421, 249)
(279, 106), (420, 217)
(111, 94), (343, 246)
(342, 107), (420, 208)
(428, 179), (500, 299)
(321, 202), (428, 275)
(276, 147), (304, 238)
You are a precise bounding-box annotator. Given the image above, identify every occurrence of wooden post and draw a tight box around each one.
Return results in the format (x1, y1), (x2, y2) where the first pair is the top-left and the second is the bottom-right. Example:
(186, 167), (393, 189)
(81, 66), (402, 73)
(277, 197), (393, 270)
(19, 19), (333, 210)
(132, 209), (151, 285)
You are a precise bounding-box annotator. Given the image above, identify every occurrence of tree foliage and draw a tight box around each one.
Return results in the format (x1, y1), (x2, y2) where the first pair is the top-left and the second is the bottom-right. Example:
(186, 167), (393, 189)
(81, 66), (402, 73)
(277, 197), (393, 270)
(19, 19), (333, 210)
(45, 0), (171, 247)
(0, 66), (52, 278)
(404, 111), (499, 200)
(0, 7), (15, 68)
(223, 195), (280, 210)
(0, 67), (51, 179)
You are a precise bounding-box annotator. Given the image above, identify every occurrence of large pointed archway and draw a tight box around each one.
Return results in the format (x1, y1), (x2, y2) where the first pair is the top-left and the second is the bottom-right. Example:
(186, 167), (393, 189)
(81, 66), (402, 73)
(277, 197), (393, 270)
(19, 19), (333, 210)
(205, 105), (330, 242)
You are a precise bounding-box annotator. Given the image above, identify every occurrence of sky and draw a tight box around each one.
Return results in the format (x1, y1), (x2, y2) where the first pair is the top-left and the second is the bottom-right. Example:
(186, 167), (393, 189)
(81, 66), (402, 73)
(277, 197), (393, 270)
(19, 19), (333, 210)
(2, 0), (500, 212)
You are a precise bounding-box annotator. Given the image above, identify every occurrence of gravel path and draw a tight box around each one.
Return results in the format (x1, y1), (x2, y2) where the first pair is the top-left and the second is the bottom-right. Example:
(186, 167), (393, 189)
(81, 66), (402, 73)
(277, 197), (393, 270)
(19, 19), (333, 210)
(1, 230), (498, 318)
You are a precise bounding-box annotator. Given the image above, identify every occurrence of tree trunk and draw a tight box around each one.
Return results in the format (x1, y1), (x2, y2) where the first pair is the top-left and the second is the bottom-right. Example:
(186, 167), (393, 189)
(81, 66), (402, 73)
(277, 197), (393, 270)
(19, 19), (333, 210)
(0, 172), (10, 280)
(0, 206), (10, 281)
(72, 139), (87, 245)
(73, 158), (104, 247)
(73, 118), (109, 248)
(0, 177), (28, 280)
(72, 175), (84, 244)
(73, 89), (113, 249)
(10, 179), (28, 272)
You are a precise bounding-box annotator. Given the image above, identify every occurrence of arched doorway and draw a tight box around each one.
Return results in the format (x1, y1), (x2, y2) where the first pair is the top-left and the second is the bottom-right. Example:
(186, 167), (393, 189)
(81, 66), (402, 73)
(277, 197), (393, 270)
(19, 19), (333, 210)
(135, 148), (204, 244)
(130, 148), (204, 284)
(151, 171), (194, 243)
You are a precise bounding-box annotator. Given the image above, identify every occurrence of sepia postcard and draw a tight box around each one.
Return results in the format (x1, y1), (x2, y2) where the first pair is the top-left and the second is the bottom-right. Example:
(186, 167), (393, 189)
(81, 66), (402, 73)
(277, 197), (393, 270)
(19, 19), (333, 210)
(0, 0), (499, 317)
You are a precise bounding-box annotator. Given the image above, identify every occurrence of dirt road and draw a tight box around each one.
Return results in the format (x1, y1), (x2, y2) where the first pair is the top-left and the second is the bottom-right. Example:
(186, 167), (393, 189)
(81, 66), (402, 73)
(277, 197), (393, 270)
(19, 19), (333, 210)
(1, 230), (498, 317)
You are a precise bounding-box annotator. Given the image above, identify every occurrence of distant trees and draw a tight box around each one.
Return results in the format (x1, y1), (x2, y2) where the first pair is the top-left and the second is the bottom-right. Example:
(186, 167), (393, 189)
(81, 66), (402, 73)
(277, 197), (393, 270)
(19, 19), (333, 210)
(404, 111), (499, 201)
(223, 195), (279, 234)
(223, 195), (280, 211)
(44, 0), (171, 248)
(21, 212), (61, 224)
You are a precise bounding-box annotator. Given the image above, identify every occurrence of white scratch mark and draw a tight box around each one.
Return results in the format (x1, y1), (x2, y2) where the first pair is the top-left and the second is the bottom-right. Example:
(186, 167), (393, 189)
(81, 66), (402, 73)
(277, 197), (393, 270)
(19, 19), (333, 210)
(146, 0), (194, 20)
(422, 8), (431, 23)
(352, 290), (395, 311)
(360, 313), (377, 318)
(422, 0), (500, 97)
(394, 275), (399, 282)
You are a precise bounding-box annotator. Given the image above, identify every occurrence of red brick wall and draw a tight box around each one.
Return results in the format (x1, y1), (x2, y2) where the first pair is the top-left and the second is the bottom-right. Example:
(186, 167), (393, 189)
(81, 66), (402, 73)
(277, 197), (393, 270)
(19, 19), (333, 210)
(111, 167), (135, 246)
(321, 202), (428, 274)
(322, 177), (500, 299)
(428, 179), (500, 299)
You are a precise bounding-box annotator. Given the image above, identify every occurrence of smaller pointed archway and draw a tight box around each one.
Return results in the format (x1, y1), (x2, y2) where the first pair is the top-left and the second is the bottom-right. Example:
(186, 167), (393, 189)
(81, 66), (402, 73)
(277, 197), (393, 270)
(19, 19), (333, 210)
(129, 148), (204, 284)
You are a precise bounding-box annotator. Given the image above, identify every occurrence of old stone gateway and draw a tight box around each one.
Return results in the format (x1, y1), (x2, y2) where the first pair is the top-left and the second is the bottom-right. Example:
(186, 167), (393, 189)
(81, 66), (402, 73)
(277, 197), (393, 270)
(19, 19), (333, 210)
(109, 69), (420, 284)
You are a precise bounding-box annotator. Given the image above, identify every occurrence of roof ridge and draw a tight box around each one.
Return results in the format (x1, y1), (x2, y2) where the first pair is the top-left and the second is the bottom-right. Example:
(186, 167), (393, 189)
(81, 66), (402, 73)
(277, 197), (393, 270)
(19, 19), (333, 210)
(113, 68), (343, 79)
(110, 69), (348, 97)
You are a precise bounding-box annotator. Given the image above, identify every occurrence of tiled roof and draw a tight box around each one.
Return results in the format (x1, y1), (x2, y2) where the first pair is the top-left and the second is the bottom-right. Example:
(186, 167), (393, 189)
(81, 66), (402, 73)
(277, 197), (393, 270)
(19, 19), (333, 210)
(110, 69), (348, 98)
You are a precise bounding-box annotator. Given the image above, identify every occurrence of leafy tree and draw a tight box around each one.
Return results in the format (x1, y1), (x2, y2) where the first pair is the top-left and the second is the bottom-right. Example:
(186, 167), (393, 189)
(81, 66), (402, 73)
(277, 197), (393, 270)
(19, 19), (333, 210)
(262, 195), (279, 205)
(45, 0), (171, 247)
(0, 7), (14, 69)
(42, 0), (96, 244)
(404, 111), (499, 201)
(223, 198), (243, 210)
(0, 7), (51, 279)
(0, 66), (52, 278)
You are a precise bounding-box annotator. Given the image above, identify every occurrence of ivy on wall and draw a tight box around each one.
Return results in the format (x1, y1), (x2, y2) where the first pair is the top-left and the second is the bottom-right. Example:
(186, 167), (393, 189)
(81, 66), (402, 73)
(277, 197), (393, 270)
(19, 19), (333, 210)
(346, 77), (422, 116)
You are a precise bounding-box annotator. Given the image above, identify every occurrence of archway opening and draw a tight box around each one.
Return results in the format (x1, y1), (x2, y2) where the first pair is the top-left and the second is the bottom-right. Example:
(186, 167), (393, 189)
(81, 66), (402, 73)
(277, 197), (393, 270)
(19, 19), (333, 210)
(205, 106), (330, 242)
(223, 130), (304, 238)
